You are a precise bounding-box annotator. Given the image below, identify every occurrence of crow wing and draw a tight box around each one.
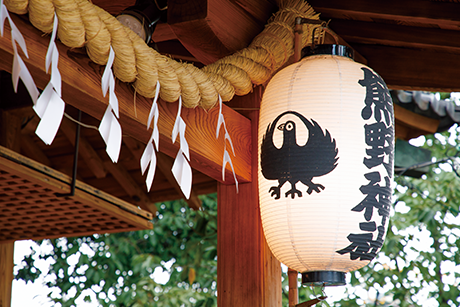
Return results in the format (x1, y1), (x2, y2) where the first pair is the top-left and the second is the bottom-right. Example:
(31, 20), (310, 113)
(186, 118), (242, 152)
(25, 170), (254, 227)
(294, 111), (339, 178)
(260, 110), (339, 181)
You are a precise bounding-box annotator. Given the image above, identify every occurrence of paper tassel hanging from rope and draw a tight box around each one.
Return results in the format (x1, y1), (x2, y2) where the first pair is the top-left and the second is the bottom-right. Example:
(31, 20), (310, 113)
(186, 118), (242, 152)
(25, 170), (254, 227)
(99, 47), (122, 163)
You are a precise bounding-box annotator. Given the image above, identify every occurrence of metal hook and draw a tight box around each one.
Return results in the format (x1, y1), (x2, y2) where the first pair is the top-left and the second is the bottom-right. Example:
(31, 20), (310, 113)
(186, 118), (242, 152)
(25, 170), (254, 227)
(294, 17), (326, 62)
(294, 17), (340, 62)
(56, 109), (81, 197)
(294, 285), (328, 307)
(295, 296), (327, 307)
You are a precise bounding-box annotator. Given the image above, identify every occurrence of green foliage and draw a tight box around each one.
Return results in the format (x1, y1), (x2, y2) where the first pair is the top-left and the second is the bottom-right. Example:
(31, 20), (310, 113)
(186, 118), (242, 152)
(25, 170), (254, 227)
(15, 122), (460, 306)
(15, 194), (218, 307)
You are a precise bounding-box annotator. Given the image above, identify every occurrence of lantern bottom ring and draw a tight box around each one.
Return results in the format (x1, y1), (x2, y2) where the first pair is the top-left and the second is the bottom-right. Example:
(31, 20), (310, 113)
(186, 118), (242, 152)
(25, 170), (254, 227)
(301, 271), (346, 287)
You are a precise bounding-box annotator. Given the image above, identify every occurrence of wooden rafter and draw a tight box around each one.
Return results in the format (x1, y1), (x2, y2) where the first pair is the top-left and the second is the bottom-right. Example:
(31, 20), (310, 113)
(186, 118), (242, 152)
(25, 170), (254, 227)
(60, 117), (108, 179)
(19, 134), (51, 166)
(166, 0), (276, 64)
(354, 44), (460, 92)
(103, 160), (158, 213)
(308, 0), (460, 92)
(309, 0), (460, 29)
(328, 19), (460, 53)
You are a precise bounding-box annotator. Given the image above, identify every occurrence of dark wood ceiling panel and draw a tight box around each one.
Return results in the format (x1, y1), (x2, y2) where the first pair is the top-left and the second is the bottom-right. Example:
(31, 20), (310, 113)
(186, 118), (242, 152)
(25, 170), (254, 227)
(167, 0), (276, 64)
(354, 44), (460, 91)
(91, 0), (136, 15)
(328, 19), (460, 53)
(309, 0), (460, 29)
(307, 0), (460, 92)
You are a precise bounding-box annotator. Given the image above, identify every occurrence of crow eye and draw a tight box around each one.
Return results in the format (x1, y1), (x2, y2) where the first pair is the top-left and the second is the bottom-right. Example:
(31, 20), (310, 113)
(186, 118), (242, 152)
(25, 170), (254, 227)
(286, 123), (293, 131)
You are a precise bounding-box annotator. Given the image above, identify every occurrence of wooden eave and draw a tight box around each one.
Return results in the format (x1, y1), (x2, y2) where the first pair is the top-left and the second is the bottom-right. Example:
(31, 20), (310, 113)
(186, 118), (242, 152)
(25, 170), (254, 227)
(1, 0), (459, 212)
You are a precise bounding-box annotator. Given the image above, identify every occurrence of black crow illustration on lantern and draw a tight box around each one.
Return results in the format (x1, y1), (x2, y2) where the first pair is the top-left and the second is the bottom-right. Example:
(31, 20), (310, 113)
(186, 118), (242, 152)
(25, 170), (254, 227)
(258, 44), (394, 286)
(260, 110), (339, 199)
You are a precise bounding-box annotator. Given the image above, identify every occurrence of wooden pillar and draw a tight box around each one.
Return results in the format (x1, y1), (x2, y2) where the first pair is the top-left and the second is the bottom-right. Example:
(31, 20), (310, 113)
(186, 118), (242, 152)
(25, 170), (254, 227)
(0, 243), (14, 307)
(288, 269), (299, 307)
(0, 110), (20, 307)
(217, 88), (282, 306)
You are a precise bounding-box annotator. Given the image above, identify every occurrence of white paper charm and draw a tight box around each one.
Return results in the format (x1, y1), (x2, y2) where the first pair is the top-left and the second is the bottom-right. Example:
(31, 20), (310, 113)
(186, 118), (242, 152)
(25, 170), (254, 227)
(35, 90), (65, 145)
(98, 47), (122, 162)
(99, 105), (122, 163)
(1, 3), (39, 104)
(140, 82), (161, 192)
(147, 81), (160, 150)
(216, 95), (238, 191)
(0, 2), (8, 36)
(171, 97), (192, 199)
(172, 149), (192, 199)
(33, 13), (63, 145)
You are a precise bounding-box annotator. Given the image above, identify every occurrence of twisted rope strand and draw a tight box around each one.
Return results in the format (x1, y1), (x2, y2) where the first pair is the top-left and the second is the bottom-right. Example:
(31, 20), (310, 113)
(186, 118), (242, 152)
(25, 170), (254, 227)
(3, 0), (319, 109)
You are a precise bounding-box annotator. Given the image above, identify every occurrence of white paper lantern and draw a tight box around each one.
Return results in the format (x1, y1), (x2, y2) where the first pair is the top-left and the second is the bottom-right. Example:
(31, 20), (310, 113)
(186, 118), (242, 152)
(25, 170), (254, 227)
(258, 45), (394, 286)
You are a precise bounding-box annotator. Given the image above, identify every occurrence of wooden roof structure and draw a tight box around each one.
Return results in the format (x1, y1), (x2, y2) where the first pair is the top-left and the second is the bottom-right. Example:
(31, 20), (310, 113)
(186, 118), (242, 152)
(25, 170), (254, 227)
(2, 0), (460, 306)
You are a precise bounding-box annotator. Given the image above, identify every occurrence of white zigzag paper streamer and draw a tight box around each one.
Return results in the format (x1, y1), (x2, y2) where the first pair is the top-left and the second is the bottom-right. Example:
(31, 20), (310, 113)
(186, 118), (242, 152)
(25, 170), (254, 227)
(171, 97), (192, 199)
(140, 81), (160, 192)
(99, 47), (122, 163)
(216, 95), (238, 192)
(0, 0), (39, 104)
(34, 13), (65, 145)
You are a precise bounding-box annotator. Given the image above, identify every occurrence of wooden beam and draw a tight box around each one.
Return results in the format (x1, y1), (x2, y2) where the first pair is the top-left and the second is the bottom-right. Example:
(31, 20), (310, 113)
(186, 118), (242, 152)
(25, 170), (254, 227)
(394, 104), (440, 140)
(60, 117), (108, 179)
(90, 0), (136, 16)
(0, 14), (252, 184)
(217, 89), (281, 307)
(155, 40), (200, 64)
(329, 19), (460, 54)
(352, 44), (460, 92)
(309, 0), (460, 29)
(152, 23), (178, 43)
(0, 111), (21, 151)
(167, 0), (276, 64)
(20, 133), (52, 166)
(103, 160), (157, 213)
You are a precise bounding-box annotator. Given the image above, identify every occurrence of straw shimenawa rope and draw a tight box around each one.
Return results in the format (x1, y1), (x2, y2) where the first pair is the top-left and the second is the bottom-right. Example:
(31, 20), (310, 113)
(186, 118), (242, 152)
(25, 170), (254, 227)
(4, 0), (320, 108)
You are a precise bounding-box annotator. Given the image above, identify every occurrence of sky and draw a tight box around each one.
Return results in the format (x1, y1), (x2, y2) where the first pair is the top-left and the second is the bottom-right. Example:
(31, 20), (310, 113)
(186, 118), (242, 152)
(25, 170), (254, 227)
(11, 239), (173, 307)
(11, 239), (349, 307)
(12, 240), (55, 307)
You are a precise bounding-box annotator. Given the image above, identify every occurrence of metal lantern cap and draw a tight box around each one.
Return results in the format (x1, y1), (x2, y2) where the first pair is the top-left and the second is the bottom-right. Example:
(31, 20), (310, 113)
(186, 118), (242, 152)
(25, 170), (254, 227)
(302, 44), (354, 60)
(302, 271), (346, 287)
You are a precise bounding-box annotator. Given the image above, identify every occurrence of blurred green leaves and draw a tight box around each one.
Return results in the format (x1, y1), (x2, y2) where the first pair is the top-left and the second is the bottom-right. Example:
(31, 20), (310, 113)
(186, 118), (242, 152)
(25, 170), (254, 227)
(15, 194), (218, 307)
(331, 126), (460, 306)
